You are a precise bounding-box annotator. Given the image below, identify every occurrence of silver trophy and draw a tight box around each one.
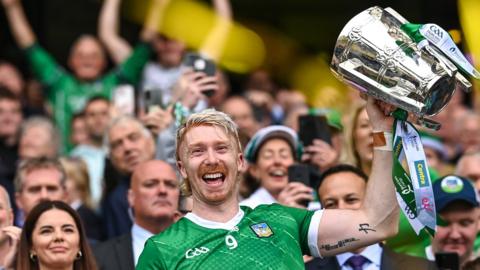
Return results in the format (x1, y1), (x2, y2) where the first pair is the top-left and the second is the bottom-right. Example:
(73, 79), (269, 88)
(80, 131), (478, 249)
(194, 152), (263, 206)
(331, 6), (471, 129)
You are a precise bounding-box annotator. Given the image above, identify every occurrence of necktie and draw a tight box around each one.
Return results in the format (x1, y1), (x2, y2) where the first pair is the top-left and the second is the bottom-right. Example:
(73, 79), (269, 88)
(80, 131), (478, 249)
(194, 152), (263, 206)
(346, 255), (369, 270)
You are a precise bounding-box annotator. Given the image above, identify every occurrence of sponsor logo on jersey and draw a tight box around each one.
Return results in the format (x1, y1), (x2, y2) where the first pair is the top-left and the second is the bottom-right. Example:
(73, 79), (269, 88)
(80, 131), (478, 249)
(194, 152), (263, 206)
(250, 222), (274, 238)
(185, 247), (210, 259)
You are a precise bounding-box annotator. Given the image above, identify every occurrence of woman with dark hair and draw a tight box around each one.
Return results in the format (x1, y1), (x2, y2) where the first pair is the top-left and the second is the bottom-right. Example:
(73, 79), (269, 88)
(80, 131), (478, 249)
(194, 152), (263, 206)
(16, 200), (97, 270)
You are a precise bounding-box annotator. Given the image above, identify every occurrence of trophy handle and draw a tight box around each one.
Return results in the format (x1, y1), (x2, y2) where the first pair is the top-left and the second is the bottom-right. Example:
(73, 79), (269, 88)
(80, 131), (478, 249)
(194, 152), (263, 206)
(455, 72), (472, 93)
(338, 59), (423, 114)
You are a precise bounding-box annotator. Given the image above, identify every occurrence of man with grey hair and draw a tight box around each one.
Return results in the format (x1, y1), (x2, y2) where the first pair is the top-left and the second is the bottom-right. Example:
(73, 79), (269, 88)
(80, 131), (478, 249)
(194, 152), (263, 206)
(0, 185), (20, 269)
(102, 115), (156, 238)
(18, 116), (60, 160)
(14, 158), (66, 225)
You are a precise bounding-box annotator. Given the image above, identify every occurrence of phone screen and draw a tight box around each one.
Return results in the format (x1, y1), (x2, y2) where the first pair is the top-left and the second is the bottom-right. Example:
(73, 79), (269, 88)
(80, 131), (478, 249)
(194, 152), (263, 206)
(143, 89), (164, 113)
(435, 252), (459, 270)
(298, 115), (332, 147)
(113, 85), (135, 116)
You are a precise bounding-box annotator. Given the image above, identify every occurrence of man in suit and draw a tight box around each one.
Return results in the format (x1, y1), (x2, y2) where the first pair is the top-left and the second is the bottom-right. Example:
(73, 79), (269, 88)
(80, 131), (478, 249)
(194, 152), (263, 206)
(306, 164), (436, 270)
(94, 159), (180, 270)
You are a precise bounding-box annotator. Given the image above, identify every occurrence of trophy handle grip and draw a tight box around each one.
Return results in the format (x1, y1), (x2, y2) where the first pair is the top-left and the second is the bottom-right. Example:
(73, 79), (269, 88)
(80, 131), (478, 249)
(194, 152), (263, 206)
(455, 72), (472, 93)
(338, 59), (423, 114)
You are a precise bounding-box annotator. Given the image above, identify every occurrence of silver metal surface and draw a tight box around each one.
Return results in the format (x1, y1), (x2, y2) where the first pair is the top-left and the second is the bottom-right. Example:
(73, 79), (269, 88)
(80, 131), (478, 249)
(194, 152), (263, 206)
(331, 6), (471, 118)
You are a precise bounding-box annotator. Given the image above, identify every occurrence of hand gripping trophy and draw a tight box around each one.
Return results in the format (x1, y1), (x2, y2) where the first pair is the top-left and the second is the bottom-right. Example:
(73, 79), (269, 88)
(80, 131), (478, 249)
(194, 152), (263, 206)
(331, 6), (479, 235)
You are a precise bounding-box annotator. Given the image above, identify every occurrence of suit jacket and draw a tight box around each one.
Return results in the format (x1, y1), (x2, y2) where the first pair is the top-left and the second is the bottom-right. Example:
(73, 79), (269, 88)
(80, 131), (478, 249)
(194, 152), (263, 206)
(94, 233), (135, 270)
(77, 204), (104, 242)
(305, 246), (437, 270)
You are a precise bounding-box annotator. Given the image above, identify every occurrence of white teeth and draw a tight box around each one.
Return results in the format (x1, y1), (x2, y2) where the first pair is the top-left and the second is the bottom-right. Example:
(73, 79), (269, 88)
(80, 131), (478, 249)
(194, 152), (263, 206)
(203, 173), (223, 179)
(270, 170), (285, 177)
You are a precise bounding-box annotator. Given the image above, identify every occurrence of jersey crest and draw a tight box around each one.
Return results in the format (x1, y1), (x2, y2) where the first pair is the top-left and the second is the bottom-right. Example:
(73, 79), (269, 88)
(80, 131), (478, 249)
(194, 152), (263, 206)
(250, 222), (274, 238)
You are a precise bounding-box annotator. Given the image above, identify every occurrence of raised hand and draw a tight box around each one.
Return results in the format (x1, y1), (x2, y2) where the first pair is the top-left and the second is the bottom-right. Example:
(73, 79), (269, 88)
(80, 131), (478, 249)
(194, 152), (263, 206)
(1, 226), (21, 269)
(277, 182), (314, 209)
(302, 139), (339, 171)
(172, 69), (218, 109)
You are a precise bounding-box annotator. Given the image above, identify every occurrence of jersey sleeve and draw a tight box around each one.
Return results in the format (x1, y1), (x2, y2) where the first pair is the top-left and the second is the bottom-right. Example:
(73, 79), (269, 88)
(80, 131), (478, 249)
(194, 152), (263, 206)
(279, 205), (324, 257)
(24, 43), (66, 88)
(136, 238), (167, 270)
(113, 42), (152, 85)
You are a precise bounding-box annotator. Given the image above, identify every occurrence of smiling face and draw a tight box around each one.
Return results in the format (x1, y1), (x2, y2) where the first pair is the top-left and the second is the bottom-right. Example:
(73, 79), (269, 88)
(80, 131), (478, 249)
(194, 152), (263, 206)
(249, 138), (295, 197)
(432, 202), (479, 265)
(31, 208), (80, 269)
(177, 125), (244, 206)
(68, 36), (106, 81)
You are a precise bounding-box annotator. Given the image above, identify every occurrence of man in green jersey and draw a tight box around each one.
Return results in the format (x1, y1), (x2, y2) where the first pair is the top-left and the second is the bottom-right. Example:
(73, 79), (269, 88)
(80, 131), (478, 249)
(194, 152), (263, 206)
(137, 97), (399, 269)
(1, 0), (160, 150)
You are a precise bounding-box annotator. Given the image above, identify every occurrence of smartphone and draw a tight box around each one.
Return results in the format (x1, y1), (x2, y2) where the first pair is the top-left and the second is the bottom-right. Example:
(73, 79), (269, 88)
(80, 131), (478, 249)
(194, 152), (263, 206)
(298, 115), (332, 147)
(143, 89), (164, 113)
(288, 164), (311, 207)
(113, 85), (135, 116)
(288, 164), (311, 187)
(183, 53), (216, 97)
(435, 252), (459, 270)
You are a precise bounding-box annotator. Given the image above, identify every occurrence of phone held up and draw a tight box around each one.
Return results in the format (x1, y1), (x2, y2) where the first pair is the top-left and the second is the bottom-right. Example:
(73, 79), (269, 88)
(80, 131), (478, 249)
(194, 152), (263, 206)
(143, 88), (164, 113)
(182, 53), (216, 97)
(298, 115), (332, 147)
(435, 252), (459, 270)
(287, 164), (311, 207)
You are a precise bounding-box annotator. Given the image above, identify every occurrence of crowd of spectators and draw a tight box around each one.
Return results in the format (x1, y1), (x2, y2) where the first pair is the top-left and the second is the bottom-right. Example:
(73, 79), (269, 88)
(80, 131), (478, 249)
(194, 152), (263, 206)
(1, 0), (480, 269)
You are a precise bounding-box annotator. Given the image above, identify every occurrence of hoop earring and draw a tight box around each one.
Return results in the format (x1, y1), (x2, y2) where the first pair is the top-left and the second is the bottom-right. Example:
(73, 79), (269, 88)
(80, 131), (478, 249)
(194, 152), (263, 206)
(29, 252), (37, 261)
(76, 250), (83, 260)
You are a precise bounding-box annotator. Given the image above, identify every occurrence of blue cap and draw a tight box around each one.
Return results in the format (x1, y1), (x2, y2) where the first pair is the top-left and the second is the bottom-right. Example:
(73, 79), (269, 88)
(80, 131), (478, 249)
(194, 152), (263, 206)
(433, 175), (480, 212)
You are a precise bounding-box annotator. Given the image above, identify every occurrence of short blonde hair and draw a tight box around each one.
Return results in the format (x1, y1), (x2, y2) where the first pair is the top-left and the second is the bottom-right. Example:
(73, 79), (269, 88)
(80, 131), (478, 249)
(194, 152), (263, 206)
(175, 109), (241, 196)
(59, 157), (93, 208)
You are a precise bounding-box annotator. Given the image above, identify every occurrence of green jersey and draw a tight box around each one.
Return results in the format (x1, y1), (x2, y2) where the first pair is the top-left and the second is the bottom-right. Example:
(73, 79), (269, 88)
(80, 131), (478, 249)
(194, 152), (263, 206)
(137, 204), (323, 270)
(24, 42), (151, 151)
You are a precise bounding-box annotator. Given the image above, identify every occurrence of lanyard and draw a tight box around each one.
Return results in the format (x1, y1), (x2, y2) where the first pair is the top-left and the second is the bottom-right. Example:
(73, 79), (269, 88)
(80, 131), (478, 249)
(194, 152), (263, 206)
(391, 110), (436, 236)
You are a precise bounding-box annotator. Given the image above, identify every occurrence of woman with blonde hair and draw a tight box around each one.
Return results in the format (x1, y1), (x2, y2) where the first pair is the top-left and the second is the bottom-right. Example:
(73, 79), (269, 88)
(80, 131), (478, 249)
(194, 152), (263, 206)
(60, 157), (104, 242)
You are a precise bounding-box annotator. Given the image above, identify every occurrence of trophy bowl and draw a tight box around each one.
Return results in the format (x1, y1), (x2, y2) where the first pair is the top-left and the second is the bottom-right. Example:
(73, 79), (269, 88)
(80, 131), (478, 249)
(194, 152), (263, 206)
(331, 6), (471, 118)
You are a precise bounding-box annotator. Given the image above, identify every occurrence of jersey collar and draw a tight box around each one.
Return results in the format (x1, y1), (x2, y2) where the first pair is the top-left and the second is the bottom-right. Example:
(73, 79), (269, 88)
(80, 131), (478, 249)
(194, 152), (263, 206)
(185, 208), (244, 230)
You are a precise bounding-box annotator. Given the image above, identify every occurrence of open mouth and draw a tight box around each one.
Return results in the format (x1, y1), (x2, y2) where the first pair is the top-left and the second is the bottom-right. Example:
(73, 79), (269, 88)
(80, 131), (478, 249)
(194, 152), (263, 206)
(269, 169), (286, 178)
(202, 172), (226, 187)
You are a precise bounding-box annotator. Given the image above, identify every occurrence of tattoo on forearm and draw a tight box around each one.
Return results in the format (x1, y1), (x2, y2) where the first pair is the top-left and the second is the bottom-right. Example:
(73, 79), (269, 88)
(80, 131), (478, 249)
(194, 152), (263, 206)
(358, 223), (376, 234)
(319, 238), (359, 251)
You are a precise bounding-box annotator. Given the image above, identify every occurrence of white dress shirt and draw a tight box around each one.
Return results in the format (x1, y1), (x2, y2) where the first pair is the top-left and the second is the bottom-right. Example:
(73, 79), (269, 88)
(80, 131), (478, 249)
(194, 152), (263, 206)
(131, 223), (154, 266)
(336, 243), (383, 270)
(240, 187), (276, 209)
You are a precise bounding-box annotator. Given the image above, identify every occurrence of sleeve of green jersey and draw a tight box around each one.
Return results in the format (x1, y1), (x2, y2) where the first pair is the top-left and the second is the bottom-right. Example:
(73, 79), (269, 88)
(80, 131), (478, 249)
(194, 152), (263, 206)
(280, 205), (324, 258)
(114, 42), (152, 85)
(136, 238), (167, 270)
(24, 43), (65, 87)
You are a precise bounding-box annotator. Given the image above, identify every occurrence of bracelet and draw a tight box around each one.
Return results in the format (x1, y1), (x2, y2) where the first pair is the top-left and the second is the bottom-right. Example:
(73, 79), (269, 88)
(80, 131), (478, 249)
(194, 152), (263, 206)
(373, 131), (393, 151)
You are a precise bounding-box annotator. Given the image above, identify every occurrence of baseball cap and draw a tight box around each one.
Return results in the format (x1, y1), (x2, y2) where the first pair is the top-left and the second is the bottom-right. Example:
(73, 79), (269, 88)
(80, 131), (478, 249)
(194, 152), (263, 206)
(244, 125), (300, 163)
(433, 175), (480, 212)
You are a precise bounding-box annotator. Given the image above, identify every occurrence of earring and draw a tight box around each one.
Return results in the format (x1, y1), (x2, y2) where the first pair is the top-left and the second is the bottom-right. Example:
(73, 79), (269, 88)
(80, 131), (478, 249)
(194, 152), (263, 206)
(76, 250), (83, 260)
(29, 252), (37, 261)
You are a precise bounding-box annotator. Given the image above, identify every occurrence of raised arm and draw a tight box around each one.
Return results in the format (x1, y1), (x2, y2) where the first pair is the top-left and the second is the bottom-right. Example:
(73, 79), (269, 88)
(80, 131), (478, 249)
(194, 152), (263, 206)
(99, 0), (170, 65)
(98, 0), (132, 64)
(315, 97), (399, 257)
(198, 0), (232, 61)
(1, 0), (36, 48)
